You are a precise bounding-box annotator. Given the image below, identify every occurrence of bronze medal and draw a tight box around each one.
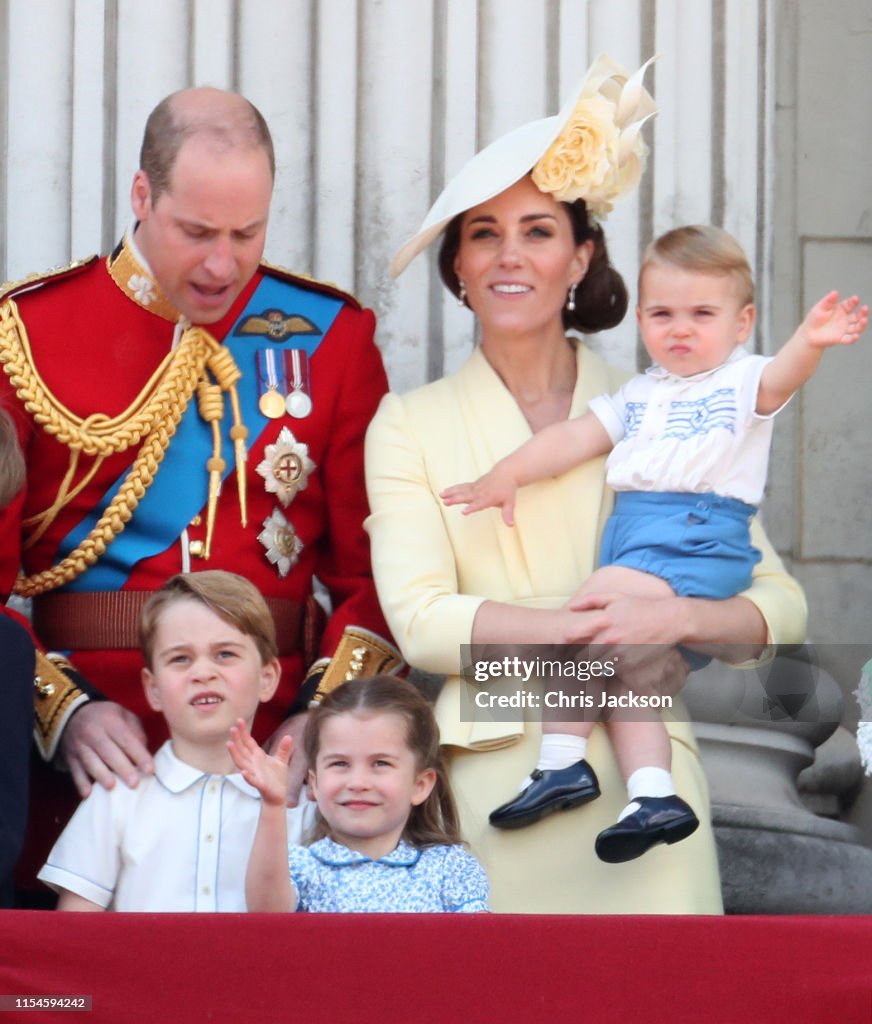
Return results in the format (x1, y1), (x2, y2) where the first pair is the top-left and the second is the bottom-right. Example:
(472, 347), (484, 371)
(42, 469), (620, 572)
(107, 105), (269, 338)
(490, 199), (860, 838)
(258, 387), (286, 419)
(257, 349), (287, 420)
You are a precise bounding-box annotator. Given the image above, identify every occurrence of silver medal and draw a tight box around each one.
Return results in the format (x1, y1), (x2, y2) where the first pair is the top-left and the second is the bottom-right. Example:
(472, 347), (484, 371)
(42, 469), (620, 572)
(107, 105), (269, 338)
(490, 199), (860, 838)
(284, 349), (312, 419)
(286, 389), (313, 418)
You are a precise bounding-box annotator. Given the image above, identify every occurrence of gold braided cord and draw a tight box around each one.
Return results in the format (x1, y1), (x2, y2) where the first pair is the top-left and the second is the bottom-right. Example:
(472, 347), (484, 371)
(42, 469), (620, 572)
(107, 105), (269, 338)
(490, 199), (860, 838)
(13, 404), (188, 597)
(207, 345), (241, 389)
(207, 345), (248, 526)
(197, 382), (225, 559)
(21, 448), (106, 550)
(0, 299), (215, 456)
(0, 311), (237, 597)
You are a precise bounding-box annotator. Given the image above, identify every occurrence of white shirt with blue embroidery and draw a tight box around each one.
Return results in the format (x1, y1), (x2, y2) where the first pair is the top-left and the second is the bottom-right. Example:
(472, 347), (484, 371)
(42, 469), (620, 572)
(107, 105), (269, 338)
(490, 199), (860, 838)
(287, 837), (489, 913)
(588, 350), (784, 506)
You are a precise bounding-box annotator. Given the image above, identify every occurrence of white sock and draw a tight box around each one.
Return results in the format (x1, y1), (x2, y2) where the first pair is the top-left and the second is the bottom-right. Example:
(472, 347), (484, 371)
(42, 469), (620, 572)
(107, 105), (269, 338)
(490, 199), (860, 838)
(518, 735), (588, 791)
(618, 767), (676, 821)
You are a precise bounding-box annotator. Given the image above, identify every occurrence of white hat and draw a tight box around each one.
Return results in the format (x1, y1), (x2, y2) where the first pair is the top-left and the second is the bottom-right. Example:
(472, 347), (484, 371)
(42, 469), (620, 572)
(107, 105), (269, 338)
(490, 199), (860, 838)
(391, 54), (657, 278)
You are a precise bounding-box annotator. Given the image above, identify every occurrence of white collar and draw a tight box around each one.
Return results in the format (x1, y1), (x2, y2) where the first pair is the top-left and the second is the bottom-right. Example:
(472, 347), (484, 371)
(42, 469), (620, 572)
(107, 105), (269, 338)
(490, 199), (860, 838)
(645, 345), (748, 383)
(308, 836), (422, 867)
(153, 740), (260, 798)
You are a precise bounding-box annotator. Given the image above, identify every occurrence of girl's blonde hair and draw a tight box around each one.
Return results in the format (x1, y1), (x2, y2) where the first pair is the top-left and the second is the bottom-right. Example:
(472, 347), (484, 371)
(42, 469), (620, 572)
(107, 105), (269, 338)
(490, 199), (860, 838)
(304, 675), (462, 849)
(0, 407), (25, 508)
(640, 224), (755, 306)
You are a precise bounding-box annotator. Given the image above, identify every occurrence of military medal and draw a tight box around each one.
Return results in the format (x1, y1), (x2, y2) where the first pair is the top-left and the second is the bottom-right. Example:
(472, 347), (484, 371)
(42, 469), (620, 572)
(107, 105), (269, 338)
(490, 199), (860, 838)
(257, 349), (287, 419)
(256, 426), (315, 507)
(284, 349), (313, 418)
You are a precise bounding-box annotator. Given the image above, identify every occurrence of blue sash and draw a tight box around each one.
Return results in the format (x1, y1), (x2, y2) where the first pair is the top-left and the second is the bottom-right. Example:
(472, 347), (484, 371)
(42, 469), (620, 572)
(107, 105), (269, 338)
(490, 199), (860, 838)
(58, 275), (343, 591)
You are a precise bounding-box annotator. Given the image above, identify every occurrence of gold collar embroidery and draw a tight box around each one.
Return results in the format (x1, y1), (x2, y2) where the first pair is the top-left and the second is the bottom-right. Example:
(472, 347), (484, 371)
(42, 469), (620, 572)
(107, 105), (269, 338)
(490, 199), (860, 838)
(106, 232), (180, 322)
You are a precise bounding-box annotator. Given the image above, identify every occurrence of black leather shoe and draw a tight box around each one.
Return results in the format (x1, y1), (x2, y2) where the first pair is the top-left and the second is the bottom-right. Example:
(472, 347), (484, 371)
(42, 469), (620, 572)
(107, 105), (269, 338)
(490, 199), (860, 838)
(489, 760), (600, 829)
(595, 795), (699, 863)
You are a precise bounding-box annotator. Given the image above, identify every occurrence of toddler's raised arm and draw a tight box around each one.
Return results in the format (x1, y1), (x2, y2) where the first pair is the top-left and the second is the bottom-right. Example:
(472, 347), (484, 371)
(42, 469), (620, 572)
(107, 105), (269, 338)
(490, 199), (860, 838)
(757, 291), (867, 415)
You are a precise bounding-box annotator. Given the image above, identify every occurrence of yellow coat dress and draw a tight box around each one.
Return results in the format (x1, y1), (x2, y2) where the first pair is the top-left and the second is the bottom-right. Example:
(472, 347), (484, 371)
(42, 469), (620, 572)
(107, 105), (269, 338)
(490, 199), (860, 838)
(365, 343), (807, 913)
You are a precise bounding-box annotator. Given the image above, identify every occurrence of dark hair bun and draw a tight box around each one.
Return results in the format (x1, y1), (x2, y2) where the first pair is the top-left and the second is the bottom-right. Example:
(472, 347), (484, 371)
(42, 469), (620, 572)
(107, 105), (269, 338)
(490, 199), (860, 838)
(563, 214), (628, 334)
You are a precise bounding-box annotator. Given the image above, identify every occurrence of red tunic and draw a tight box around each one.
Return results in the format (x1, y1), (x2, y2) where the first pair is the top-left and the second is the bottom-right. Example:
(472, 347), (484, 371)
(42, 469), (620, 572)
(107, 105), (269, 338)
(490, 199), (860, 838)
(0, 240), (394, 752)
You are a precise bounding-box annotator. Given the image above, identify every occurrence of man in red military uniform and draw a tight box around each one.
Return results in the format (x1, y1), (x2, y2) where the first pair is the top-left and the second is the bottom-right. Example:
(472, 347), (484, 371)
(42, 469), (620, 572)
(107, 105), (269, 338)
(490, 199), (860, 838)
(0, 88), (399, 848)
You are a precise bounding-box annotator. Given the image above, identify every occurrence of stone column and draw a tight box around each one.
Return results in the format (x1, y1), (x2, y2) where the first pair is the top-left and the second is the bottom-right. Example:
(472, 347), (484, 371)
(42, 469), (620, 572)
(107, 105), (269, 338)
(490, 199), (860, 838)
(685, 648), (872, 914)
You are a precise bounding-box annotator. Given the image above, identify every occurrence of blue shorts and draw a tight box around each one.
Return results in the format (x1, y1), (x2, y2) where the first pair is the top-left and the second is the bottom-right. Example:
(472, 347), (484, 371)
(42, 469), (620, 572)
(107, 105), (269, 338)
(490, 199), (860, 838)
(599, 491), (761, 599)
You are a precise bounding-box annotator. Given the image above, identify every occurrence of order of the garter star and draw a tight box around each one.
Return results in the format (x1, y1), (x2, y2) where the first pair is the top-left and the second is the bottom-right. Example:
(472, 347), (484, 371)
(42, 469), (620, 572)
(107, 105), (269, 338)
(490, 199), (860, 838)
(256, 426), (315, 507)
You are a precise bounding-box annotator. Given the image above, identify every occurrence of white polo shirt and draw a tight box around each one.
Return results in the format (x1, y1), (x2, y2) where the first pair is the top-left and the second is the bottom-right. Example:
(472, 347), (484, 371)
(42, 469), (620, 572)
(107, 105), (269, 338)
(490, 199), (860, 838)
(588, 350), (782, 506)
(38, 741), (316, 912)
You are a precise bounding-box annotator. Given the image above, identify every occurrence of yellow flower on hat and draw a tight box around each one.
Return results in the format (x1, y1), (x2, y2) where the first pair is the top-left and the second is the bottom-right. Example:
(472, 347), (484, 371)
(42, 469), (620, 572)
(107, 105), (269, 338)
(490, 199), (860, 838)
(390, 53), (658, 277)
(532, 54), (656, 218)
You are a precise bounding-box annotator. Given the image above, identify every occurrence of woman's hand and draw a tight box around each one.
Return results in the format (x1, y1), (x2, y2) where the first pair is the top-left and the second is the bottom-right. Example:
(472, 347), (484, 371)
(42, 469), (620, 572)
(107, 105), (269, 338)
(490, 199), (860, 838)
(563, 592), (691, 701)
(568, 590), (688, 648)
(570, 588), (766, 665)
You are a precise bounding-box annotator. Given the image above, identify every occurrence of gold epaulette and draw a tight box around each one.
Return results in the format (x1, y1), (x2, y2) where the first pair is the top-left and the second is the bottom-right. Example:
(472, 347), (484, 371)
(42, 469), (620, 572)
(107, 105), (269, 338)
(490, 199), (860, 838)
(33, 651), (90, 761)
(0, 256), (99, 305)
(259, 259), (363, 311)
(312, 627), (404, 704)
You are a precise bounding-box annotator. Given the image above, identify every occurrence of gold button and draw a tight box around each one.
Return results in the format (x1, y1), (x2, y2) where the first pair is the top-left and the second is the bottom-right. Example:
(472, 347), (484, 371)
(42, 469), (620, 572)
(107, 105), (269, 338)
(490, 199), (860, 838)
(35, 676), (56, 699)
(189, 540), (206, 558)
(189, 514), (202, 527)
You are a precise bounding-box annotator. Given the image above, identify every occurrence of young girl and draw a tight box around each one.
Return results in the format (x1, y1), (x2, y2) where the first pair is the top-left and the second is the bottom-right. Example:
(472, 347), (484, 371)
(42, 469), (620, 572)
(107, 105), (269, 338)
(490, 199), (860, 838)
(228, 675), (488, 912)
(442, 225), (867, 863)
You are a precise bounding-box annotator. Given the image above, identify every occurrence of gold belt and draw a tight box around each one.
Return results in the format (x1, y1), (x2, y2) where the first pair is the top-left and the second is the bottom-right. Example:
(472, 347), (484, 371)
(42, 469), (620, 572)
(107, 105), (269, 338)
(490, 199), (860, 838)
(32, 590), (303, 656)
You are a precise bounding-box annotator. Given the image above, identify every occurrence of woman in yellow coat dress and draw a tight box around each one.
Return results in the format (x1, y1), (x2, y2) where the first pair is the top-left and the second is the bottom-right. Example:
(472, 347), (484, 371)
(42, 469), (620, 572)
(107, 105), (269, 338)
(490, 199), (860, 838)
(365, 56), (806, 913)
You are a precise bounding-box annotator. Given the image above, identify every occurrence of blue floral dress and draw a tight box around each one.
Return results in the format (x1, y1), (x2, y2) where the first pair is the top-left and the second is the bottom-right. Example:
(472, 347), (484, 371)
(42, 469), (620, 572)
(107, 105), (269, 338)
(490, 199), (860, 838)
(287, 838), (488, 912)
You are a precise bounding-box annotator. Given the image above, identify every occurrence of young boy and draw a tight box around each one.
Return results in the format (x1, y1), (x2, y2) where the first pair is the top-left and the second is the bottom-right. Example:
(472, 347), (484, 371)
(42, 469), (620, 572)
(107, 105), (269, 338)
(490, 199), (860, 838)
(443, 225), (867, 862)
(38, 571), (315, 911)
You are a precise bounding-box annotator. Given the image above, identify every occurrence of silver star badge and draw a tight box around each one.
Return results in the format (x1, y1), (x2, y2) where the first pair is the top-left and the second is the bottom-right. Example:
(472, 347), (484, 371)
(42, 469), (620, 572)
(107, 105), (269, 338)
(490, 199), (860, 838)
(257, 508), (303, 578)
(256, 426), (315, 507)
